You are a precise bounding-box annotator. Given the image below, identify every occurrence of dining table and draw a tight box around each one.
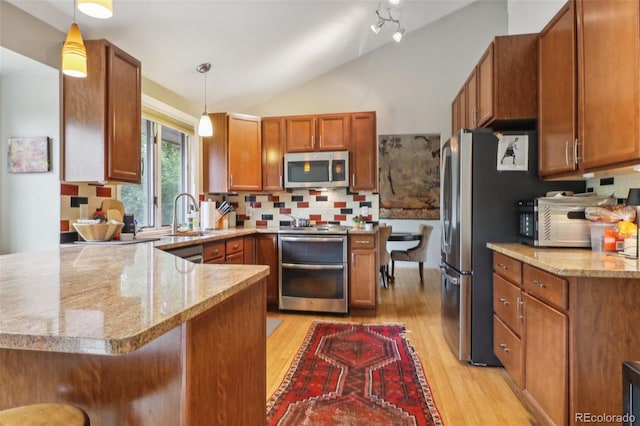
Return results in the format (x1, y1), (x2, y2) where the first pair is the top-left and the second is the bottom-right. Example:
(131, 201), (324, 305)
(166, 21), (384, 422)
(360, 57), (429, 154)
(388, 232), (421, 242)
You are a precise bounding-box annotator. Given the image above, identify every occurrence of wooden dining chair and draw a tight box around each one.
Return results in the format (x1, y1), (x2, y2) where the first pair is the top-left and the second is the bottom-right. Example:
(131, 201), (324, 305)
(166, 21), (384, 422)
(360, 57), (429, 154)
(390, 224), (433, 283)
(378, 224), (393, 287)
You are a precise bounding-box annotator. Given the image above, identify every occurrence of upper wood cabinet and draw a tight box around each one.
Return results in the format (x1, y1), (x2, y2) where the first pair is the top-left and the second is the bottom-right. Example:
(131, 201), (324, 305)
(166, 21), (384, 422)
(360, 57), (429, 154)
(284, 113), (349, 152)
(63, 39), (141, 183)
(538, 2), (578, 178)
(539, 0), (640, 177)
(349, 112), (377, 192)
(452, 34), (538, 132)
(577, 0), (640, 172)
(261, 117), (284, 191)
(203, 113), (262, 193)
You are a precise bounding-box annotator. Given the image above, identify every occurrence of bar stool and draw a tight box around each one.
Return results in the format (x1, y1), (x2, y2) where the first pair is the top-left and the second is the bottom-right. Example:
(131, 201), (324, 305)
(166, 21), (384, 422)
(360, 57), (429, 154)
(0, 403), (89, 426)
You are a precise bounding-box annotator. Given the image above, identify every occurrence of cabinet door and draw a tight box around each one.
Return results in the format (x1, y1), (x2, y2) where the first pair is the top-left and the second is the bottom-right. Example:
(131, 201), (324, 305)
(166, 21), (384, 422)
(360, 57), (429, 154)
(285, 115), (315, 152)
(523, 293), (568, 426)
(578, 0), (640, 170)
(226, 251), (244, 264)
(539, 3), (578, 177)
(477, 43), (494, 127)
(107, 43), (141, 183)
(228, 114), (262, 191)
(317, 114), (349, 151)
(350, 112), (377, 192)
(262, 117), (284, 191)
(465, 70), (478, 128)
(349, 249), (376, 308)
(243, 235), (255, 264)
(256, 234), (279, 307)
(202, 113), (229, 194)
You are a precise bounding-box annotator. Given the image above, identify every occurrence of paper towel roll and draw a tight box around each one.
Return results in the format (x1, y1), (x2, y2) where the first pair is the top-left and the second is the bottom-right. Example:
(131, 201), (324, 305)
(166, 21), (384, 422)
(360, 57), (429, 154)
(201, 201), (217, 230)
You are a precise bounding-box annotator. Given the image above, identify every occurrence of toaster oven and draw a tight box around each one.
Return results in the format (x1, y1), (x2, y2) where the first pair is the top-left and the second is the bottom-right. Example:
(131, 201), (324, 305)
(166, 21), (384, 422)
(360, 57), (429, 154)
(518, 195), (617, 247)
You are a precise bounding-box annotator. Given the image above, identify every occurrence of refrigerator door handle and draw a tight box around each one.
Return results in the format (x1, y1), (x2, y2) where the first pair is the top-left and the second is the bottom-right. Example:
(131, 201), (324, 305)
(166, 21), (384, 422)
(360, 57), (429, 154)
(439, 264), (460, 285)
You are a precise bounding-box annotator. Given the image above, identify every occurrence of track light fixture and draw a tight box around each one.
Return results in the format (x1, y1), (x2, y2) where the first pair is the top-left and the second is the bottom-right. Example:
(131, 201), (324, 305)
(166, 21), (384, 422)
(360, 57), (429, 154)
(370, 3), (405, 43)
(197, 63), (213, 137)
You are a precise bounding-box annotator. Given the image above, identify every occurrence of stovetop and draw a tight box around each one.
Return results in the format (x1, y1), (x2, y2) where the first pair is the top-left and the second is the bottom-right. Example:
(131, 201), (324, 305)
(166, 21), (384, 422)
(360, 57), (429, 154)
(278, 225), (348, 235)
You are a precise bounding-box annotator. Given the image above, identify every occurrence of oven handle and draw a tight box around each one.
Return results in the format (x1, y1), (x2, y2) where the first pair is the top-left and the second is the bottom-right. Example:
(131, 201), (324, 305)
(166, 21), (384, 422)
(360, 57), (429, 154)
(280, 236), (345, 243)
(281, 263), (344, 270)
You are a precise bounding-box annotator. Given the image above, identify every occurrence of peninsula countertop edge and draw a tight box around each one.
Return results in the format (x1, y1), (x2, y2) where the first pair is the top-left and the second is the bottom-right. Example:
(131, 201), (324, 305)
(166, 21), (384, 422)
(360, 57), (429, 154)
(487, 242), (640, 278)
(0, 243), (269, 355)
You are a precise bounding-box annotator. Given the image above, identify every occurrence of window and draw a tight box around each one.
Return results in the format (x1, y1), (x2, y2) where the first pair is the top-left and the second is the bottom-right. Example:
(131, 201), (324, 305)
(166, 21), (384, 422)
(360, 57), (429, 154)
(120, 118), (192, 230)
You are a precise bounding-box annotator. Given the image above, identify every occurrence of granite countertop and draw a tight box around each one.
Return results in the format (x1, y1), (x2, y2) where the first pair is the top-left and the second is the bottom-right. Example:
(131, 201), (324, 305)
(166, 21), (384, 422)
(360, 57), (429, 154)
(0, 244), (269, 355)
(487, 242), (640, 278)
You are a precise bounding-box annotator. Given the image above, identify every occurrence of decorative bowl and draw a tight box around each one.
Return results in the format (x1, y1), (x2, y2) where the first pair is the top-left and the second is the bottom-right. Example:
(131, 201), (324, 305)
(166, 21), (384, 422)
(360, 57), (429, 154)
(73, 222), (124, 242)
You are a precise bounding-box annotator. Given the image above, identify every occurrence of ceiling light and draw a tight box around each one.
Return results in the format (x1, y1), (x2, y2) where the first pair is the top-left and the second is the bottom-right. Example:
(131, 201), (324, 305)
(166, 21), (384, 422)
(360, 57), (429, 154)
(78, 0), (113, 19)
(370, 7), (404, 43)
(393, 28), (405, 43)
(387, 0), (400, 5)
(62, 0), (87, 78)
(197, 63), (213, 137)
(370, 20), (384, 34)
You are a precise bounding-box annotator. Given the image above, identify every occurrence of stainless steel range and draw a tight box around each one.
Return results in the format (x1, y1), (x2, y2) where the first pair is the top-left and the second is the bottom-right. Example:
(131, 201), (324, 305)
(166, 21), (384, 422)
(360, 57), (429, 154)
(278, 225), (348, 314)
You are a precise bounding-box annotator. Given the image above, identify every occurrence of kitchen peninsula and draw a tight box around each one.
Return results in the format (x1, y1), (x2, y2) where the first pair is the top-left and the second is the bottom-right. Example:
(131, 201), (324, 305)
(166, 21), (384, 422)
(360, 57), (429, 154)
(0, 242), (269, 425)
(488, 243), (640, 426)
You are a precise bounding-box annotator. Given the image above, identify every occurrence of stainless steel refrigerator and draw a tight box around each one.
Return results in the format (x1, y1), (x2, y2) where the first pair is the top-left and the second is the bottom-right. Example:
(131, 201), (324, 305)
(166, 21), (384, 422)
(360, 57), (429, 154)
(440, 128), (584, 366)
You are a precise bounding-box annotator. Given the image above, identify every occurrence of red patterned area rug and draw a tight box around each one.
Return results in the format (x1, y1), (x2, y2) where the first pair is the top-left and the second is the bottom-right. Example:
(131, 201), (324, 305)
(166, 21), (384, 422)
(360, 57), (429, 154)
(266, 321), (443, 425)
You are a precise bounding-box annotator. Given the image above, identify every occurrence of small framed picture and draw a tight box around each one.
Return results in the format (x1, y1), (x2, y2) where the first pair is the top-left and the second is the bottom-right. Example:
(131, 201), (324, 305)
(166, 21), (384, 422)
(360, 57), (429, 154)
(497, 134), (528, 171)
(7, 137), (50, 173)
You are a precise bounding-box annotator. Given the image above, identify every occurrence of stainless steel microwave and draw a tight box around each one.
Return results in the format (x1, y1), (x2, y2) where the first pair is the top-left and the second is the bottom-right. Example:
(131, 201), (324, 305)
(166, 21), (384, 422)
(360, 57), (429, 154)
(284, 151), (349, 189)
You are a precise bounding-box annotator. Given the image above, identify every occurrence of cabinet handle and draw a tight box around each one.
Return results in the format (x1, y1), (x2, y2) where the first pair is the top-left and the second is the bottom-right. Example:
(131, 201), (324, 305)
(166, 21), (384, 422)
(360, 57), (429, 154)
(319, 135), (322, 148)
(356, 240), (369, 244)
(574, 138), (581, 163)
(531, 279), (546, 288)
(280, 175), (283, 188)
(230, 174), (234, 187)
(498, 297), (509, 306)
(499, 343), (510, 353)
(497, 263), (508, 270)
(311, 135), (314, 149)
(517, 296), (524, 320)
(565, 140), (570, 166)
(351, 253), (355, 265)
(352, 174), (356, 187)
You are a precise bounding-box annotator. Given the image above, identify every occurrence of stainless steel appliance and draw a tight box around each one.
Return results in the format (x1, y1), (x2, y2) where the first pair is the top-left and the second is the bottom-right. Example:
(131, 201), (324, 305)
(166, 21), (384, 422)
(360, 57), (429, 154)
(165, 244), (203, 263)
(278, 226), (348, 313)
(440, 129), (584, 365)
(518, 195), (616, 247)
(284, 151), (348, 189)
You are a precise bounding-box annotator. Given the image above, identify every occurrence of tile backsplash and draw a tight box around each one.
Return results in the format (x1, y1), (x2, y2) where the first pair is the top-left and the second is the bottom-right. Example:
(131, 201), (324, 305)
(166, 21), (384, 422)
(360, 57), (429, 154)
(202, 188), (379, 228)
(60, 182), (116, 242)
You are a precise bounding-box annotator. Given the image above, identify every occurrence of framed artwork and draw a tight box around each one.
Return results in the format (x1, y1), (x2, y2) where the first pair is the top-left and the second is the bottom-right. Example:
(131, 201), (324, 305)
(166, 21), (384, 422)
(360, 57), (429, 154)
(7, 137), (50, 173)
(496, 134), (528, 171)
(378, 133), (440, 219)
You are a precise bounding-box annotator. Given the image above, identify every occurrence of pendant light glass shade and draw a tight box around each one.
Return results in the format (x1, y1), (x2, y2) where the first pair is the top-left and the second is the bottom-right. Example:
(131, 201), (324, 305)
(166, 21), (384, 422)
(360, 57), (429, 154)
(78, 0), (113, 19)
(62, 22), (87, 78)
(199, 113), (213, 137)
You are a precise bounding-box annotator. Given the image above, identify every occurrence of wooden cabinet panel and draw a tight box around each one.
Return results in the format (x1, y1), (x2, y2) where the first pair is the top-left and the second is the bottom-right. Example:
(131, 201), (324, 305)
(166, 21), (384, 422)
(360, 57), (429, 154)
(477, 44), (494, 127)
(523, 292), (568, 426)
(465, 71), (477, 128)
(261, 117), (284, 191)
(539, 2), (579, 177)
(493, 315), (522, 388)
(451, 95), (460, 135)
(284, 115), (315, 152)
(202, 113), (261, 193)
(317, 114), (349, 151)
(256, 234), (279, 307)
(349, 234), (377, 310)
(225, 237), (244, 256)
(243, 235), (255, 264)
(493, 274), (522, 335)
(349, 112), (377, 192)
(578, 0), (640, 171)
(204, 241), (225, 264)
(226, 251), (244, 265)
(493, 252), (522, 285)
(522, 264), (568, 311)
(63, 39), (141, 183)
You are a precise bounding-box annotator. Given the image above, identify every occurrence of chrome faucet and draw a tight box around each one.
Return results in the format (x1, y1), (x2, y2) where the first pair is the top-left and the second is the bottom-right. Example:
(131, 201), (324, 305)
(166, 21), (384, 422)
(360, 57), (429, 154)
(171, 192), (200, 233)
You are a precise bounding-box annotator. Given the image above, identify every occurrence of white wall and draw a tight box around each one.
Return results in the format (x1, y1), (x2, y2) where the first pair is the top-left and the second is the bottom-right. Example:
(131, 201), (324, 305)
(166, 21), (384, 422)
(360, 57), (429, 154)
(0, 52), (60, 254)
(507, 0), (566, 34)
(248, 0), (509, 268)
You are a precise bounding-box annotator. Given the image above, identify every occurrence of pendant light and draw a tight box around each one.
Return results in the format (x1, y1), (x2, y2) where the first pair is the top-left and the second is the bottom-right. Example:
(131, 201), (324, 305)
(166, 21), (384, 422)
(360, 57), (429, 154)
(78, 0), (113, 19)
(197, 63), (213, 137)
(62, 0), (87, 78)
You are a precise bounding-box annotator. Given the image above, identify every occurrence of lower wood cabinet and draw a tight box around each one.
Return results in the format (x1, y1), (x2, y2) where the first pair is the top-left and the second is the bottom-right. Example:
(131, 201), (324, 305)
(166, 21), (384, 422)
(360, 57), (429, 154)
(203, 237), (246, 265)
(255, 234), (279, 309)
(348, 233), (378, 311)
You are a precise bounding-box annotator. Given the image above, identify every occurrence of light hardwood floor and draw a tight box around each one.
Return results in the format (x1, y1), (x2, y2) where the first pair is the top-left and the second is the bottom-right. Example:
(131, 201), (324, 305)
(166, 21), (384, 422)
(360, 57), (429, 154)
(266, 267), (539, 426)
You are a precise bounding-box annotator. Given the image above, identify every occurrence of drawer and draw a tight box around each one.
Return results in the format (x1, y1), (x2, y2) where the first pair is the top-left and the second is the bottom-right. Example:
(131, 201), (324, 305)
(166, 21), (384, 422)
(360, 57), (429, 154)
(225, 238), (244, 256)
(493, 273), (522, 336)
(350, 235), (375, 249)
(203, 241), (225, 262)
(494, 315), (523, 388)
(226, 251), (244, 264)
(522, 264), (568, 311)
(493, 252), (522, 285)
